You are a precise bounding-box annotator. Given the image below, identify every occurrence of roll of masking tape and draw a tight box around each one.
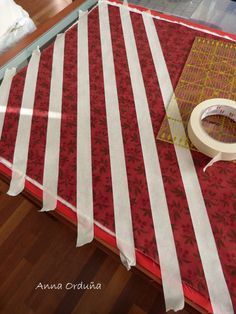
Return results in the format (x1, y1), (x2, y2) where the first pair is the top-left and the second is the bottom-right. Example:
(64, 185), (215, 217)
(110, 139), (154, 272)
(188, 98), (236, 161)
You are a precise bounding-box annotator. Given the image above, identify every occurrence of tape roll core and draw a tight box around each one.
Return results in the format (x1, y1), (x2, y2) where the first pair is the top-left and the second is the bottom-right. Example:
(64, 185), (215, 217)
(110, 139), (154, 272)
(188, 98), (236, 161)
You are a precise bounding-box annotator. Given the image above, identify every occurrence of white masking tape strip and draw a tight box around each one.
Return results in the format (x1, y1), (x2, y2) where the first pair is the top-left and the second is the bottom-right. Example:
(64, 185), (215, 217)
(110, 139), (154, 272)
(99, 2), (136, 270)
(76, 10), (94, 246)
(0, 68), (16, 138)
(142, 12), (234, 314)
(41, 34), (65, 212)
(121, 7), (184, 311)
(8, 49), (41, 196)
(188, 98), (236, 163)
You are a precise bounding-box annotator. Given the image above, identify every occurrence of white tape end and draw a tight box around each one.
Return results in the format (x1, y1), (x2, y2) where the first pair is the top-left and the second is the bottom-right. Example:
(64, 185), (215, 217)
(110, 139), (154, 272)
(7, 187), (23, 197)
(79, 10), (88, 18)
(165, 297), (185, 312)
(31, 47), (41, 57)
(5, 67), (16, 77)
(120, 252), (136, 270)
(7, 176), (25, 196)
(76, 233), (94, 247)
(39, 207), (55, 212)
(76, 217), (94, 246)
(56, 33), (65, 40)
(203, 152), (222, 172)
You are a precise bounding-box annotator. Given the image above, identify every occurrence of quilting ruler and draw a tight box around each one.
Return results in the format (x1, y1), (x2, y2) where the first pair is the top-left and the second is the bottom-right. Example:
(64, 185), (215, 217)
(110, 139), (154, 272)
(157, 36), (236, 151)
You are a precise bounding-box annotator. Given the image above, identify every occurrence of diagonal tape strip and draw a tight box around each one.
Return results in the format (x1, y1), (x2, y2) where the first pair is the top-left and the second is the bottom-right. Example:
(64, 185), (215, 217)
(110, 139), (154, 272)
(76, 10), (94, 246)
(99, 2), (136, 270)
(120, 5), (184, 311)
(0, 68), (16, 138)
(8, 49), (41, 196)
(142, 11), (233, 314)
(40, 34), (65, 212)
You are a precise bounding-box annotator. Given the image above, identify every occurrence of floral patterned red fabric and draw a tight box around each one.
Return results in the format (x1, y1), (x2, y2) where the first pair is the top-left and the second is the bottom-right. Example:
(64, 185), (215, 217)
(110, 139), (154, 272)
(0, 3), (235, 312)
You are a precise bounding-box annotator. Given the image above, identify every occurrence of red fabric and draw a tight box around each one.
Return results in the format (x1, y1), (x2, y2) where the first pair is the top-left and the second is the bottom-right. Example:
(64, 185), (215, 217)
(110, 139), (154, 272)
(0, 4), (235, 312)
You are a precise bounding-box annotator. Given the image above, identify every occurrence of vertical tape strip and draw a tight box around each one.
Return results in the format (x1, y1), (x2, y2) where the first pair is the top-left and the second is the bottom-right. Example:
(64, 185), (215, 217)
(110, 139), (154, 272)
(120, 6), (184, 311)
(76, 11), (94, 246)
(7, 49), (41, 196)
(99, 3), (136, 270)
(0, 68), (16, 138)
(41, 34), (65, 212)
(142, 12), (233, 314)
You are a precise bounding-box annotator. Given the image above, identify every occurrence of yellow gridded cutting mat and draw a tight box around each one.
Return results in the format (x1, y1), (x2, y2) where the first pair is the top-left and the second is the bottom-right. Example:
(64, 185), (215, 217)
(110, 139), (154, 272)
(157, 36), (236, 149)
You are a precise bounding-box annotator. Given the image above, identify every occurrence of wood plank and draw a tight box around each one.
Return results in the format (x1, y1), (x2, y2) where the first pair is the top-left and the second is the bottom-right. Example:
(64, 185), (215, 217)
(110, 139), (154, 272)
(71, 257), (119, 313)
(94, 265), (132, 313)
(129, 305), (146, 314)
(0, 199), (32, 246)
(54, 249), (107, 314)
(0, 258), (32, 308)
(16, 0), (72, 26)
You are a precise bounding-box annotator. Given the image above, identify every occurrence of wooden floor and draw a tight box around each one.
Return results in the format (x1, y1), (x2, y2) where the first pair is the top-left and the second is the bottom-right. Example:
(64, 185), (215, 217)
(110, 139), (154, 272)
(16, 0), (72, 26)
(0, 1), (200, 313)
(0, 180), (199, 314)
